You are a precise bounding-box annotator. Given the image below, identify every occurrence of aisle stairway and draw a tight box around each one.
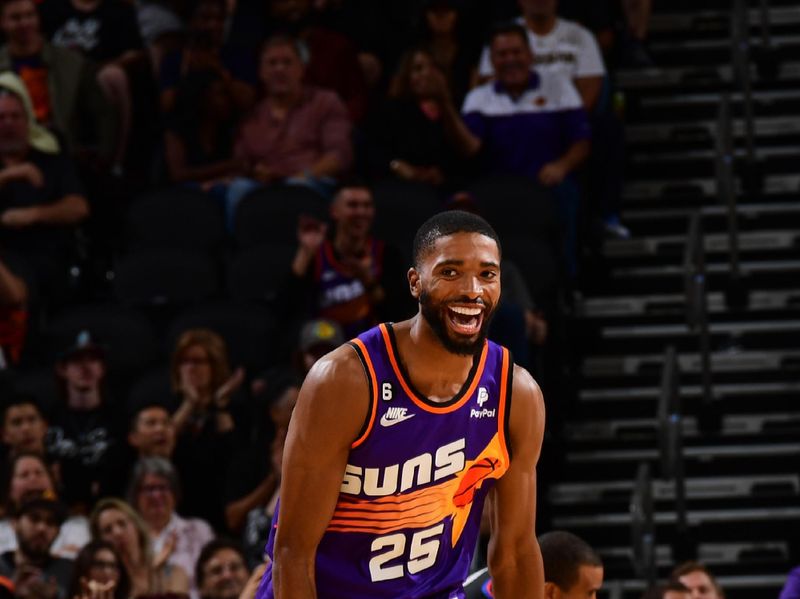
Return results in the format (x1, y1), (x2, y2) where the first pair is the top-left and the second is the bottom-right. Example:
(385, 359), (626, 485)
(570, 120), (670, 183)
(551, 2), (800, 598)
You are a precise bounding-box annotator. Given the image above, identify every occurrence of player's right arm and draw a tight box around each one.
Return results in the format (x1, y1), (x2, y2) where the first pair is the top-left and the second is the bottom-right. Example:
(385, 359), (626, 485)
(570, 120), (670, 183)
(272, 345), (371, 598)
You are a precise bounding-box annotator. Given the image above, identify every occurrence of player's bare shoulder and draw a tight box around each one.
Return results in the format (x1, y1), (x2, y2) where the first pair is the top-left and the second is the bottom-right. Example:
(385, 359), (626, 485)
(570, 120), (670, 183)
(293, 343), (372, 445)
(507, 363), (545, 457)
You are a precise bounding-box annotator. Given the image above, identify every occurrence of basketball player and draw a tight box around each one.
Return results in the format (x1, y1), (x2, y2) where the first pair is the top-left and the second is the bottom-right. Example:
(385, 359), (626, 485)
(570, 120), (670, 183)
(256, 210), (546, 598)
(464, 530), (603, 598)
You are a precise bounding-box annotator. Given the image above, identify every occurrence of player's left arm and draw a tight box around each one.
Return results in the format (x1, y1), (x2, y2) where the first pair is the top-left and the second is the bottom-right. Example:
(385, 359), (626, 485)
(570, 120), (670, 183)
(486, 364), (546, 599)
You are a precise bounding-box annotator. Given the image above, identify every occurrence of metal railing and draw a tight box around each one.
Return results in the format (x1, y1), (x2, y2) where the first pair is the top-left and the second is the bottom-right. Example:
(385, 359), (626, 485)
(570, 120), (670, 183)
(658, 345), (694, 561)
(684, 213), (719, 431)
(631, 462), (657, 588)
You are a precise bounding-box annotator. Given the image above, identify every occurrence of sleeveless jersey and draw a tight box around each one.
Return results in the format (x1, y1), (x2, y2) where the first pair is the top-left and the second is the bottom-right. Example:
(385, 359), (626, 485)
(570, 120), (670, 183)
(256, 323), (513, 599)
(313, 239), (384, 338)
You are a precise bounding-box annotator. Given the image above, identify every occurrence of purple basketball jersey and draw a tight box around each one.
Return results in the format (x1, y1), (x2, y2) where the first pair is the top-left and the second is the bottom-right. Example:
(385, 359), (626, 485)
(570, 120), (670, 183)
(257, 323), (513, 599)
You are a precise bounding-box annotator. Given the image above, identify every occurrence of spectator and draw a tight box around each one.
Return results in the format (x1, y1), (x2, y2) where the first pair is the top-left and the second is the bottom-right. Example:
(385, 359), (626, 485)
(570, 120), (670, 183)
(0, 72), (90, 301)
(464, 529), (603, 598)
(133, 0), (184, 71)
(642, 582), (692, 599)
(229, 33), (352, 216)
(1, 393), (47, 457)
(164, 68), (242, 188)
(439, 22), (590, 275)
(619, 0), (653, 67)
(0, 253), (28, 366)
(67, 539), (130, 599)
(158, 0), (255, 114)
(46, 330), (124, 510)
(671, 561), (725, 599)
(477, 0), (606, 111)
(90, 497), (189, 597)
(0, 489), (74, 599)
(128, 457), (214, 597)
(233, 373), (300, 568)
(291, 319), (343, 378)
(224, 370), (298, 543)
(289, 183), (410, 337)
(195, 539), (249, 599)
(418, 0), (479, 106)
(364, 46), (464, 188)
(42, 0), (145, 172)
(0, 452), (90, 559)
(127, 403), (175, 460)
(267, 0), (367, 122)
(0, 0), (117, 164)
(169, 329), (242, 530)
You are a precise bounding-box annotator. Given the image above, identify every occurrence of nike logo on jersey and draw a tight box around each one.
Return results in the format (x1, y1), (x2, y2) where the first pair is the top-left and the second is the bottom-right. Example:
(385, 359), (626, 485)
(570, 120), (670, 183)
(380, 407), (415, 427)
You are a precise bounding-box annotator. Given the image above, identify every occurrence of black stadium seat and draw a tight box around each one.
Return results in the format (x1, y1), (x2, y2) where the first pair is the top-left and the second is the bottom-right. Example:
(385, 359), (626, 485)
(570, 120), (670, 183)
(166, 302), (279, 373)
(126, 367), (174, 414)
(43, 303), (158, 384)
(113, 249), (219, 306)
(466, 175), (558, 240)
(226, 245), (296, 303)
(371, 179), (442, 261)
(125, 187), (226, 253)
(234, 185), (328, 249)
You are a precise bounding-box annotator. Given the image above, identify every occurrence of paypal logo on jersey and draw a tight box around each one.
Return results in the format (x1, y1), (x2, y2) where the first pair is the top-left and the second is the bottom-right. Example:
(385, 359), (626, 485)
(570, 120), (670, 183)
(471, 387), (495, 419)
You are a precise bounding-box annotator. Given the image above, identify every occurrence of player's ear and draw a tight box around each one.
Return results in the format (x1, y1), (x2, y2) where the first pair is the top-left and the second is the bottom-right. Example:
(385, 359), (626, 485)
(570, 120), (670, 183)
(543, 582), (560, 599)
(408, 267), (421, 299)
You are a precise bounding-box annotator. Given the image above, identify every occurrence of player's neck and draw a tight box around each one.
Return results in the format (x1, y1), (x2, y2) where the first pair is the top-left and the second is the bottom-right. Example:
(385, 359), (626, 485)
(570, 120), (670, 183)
(401, 316), (477, 394)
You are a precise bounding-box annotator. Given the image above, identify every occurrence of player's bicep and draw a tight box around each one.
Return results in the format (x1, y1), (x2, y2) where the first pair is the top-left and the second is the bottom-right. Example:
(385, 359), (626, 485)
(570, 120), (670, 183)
(491, 367), (545, 547)
(275, 346), (370, 553)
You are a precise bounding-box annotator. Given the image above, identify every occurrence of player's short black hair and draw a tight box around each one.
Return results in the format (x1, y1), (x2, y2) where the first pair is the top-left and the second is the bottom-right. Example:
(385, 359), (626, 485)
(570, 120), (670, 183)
(540, 531), (603, 591)
(412, 210), (501, 268)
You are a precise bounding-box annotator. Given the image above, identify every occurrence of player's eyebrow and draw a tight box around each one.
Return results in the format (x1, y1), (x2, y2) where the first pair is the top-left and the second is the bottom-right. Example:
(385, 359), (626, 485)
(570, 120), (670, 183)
(433, 259), (499, 269)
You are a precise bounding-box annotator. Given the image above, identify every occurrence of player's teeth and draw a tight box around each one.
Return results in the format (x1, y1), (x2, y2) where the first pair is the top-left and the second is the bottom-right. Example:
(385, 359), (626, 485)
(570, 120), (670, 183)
(450, 307), (482, 316)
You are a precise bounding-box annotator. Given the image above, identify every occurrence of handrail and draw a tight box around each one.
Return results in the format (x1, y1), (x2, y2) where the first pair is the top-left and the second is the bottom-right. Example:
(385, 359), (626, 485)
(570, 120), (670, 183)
(715, 96), (746, 307)
(658, 346), (691, 559)
(684, 213), (717, 430)
(731, 0), (757, 185)
(631, 462), (656, 587)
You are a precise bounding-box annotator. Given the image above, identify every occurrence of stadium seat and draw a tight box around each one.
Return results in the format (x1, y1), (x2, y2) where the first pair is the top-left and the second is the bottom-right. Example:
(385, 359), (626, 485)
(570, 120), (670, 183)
(126, 367), (174, 415)
(234, 185), (328, 249)
(11, 367), (58, 418)
(113, 249), (219, 306)
(226, 245), (296, 303)
(466, 175), (558, 239)
(502, 236), (561, 303)
(166, 302), (279, 374)
(125, 187), (226, 253)
(371, 179), (442, 261)
(43, 303), (158, 384)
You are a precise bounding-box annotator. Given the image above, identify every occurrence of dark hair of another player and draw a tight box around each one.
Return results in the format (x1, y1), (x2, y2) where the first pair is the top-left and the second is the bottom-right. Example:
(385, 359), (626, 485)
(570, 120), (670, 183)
(539, 530), (603, 591)
(640, 581), (690, 599)
(412, 210), (501, 268)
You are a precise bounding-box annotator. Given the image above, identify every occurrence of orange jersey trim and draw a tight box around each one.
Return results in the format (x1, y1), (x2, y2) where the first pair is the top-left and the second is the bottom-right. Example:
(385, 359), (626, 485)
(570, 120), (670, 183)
(497, 348), (511, 466)
(350, 338), (379, 449)
(378, 323), (489, 414)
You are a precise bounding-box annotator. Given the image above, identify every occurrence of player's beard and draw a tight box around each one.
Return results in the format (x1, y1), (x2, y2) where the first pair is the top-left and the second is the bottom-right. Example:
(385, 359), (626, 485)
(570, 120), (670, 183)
(419, 291), (493, 356)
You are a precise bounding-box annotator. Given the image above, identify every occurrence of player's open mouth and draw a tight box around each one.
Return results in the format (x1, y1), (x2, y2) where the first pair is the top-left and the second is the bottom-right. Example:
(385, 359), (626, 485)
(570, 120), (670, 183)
(446, 305), (483, 335)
